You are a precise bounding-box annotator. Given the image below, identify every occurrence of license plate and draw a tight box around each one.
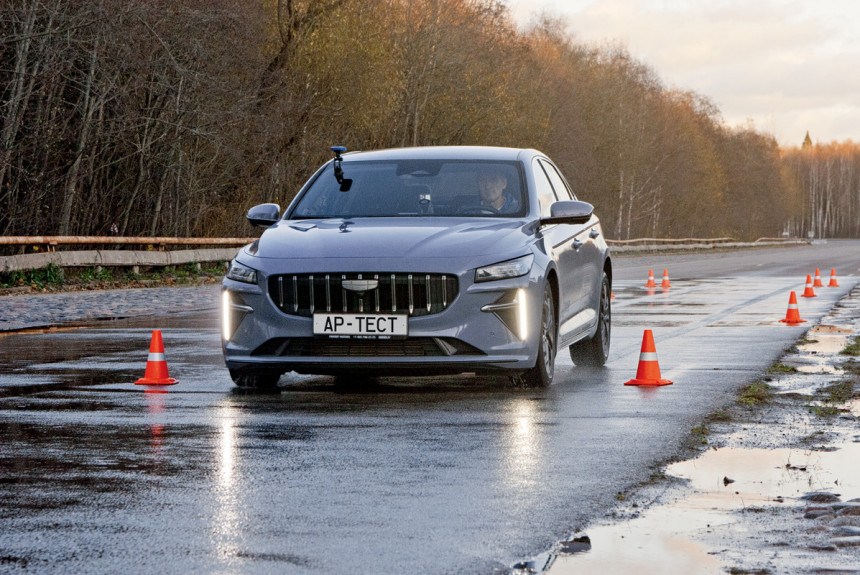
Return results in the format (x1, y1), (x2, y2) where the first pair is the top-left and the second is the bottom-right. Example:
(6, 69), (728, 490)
(313, 313), (408, 338)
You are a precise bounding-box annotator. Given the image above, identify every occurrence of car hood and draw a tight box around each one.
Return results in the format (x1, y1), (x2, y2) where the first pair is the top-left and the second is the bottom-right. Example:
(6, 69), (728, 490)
(251, 218), (531, 260)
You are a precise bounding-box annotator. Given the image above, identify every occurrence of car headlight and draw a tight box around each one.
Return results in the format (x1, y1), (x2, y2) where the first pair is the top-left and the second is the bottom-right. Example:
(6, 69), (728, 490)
(226, 260), (258, 284)
(475, 254), (534, 283)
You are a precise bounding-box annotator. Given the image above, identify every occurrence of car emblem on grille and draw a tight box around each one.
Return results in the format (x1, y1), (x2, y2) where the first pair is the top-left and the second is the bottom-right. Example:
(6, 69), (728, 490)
(342, 279), (378, 292)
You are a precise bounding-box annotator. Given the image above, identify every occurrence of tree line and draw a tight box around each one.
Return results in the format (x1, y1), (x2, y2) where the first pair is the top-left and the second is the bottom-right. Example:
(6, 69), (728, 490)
(1, 0), (858, 241)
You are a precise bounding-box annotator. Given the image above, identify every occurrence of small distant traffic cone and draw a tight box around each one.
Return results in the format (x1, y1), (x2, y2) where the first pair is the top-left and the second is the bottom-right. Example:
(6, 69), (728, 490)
(801, 274), (817, 298)
(135, 330), (178, 387)
(779, 291), (806, 324)
(660, 269), (671, 288)
(813, 268), (824, 287)
(625, 329), (673, 386)
(645, 269), (657, 288)
(828, 268), (840, 287)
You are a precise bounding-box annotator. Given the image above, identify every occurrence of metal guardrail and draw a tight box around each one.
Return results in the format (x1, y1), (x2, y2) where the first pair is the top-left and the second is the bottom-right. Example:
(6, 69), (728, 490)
(0, 236), (255, 251)
(0, 235), (809, 273)
(607, 236), (807, 252)
(0, 236), (256, 273)
(605, 236), (736, 246)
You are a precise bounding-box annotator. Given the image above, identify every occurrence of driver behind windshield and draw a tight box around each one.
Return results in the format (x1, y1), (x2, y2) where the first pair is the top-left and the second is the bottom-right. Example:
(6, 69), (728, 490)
(478, 167), (520, 214)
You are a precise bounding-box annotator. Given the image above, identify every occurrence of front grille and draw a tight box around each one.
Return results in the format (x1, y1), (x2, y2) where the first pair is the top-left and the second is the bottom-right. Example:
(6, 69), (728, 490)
(268, 273), (458, 318)
(251, 337), (483, 358)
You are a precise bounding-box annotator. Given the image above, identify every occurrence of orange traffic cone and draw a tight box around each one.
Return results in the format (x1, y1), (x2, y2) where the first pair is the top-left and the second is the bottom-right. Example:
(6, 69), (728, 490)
(801, 274), (817, 298)
(828, 268), (840, 287)
(625, 330), (673, 386)
(779, 291), (806, 324)
(660, 269), (671, 288)
(135, 330), (178, 387)
(813, 268), (824, 287)
(645, 269), (657, 288)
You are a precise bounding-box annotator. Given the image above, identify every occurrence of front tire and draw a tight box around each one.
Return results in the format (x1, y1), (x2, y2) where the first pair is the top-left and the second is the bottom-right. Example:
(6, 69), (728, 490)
(569, 272), (611, 366)
(514, 284), (557, 388)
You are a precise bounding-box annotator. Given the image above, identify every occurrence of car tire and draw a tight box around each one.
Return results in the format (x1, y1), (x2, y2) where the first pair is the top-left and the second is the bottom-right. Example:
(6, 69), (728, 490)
(229, 369), (281, 391)
(513, 283), (556, 388)
(569, 272), (611, 366)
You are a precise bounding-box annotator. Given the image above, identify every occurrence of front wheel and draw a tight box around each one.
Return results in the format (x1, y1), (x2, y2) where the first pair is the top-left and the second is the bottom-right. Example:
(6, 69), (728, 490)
(569, 272), (611, 366)
(512, 284), (556, 388)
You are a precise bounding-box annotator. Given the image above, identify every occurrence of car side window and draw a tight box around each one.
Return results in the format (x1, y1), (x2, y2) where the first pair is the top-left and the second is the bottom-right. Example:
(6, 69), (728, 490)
(539, 159), (574, 201)
(532, 159), (558, 217)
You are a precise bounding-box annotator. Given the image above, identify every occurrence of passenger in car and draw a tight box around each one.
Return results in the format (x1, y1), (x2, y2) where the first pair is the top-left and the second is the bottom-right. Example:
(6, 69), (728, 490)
(478, 166), (520, 214)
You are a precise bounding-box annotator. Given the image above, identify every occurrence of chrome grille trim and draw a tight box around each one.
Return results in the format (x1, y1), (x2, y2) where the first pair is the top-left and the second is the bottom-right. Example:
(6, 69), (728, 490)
(425, 275), (431, 312)
(408, 274), (414, 315)
(278, 276), (284, 308)
(269, 273), (458, 318)
(374, 274), (380, 312)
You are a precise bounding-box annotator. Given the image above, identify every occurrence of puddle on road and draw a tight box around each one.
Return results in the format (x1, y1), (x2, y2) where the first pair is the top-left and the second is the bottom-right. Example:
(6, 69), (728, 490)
(540, 440), (860, 575)
(668, 443), (860, 502)
(539, 505), (727, 574)
(797, 325), (851, 360)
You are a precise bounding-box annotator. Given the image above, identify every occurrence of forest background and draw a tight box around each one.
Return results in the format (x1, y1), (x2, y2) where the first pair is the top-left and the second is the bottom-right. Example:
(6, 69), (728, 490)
(2, 0), (858, 241)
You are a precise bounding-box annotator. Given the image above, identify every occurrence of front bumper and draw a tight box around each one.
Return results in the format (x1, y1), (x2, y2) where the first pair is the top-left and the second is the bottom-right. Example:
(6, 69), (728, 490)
(221, 270), (545, 376)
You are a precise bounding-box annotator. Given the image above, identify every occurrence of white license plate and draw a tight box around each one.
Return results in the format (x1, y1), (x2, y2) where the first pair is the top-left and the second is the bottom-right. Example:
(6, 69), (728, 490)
(313, 313), (408, 338)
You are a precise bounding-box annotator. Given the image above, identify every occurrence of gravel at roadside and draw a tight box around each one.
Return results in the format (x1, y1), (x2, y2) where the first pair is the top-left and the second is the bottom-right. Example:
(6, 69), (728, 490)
(0, 284), (221, 332)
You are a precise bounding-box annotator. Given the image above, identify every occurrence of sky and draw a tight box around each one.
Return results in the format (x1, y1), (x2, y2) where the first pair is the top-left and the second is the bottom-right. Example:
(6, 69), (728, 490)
(506, 0), (860, 147)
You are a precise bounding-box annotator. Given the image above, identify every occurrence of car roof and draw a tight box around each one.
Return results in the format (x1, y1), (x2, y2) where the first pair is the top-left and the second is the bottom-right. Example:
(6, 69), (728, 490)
(337, 146), (541, 163)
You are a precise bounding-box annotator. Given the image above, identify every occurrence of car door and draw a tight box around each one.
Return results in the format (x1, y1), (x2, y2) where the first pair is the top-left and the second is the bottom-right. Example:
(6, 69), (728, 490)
(539, 159), (599, 318)
(532, 158), (586, 333)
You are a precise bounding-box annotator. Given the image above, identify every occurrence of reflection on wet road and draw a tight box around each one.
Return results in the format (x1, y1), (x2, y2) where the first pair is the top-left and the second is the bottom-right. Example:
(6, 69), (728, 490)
(2, 242), (860, 574)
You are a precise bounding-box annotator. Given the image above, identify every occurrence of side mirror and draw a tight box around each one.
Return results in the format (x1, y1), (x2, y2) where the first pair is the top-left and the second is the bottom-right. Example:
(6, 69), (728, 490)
(246, 203), (280, 228)
(539, 200), (594, 226)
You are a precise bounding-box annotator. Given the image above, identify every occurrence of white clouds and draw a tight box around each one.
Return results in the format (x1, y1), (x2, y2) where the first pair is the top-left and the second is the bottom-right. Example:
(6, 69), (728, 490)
(507, 0), (860, 144)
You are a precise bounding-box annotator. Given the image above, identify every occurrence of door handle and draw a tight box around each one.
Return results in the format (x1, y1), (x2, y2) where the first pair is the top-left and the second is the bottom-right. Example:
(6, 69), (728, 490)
(589, 229), (600, 239)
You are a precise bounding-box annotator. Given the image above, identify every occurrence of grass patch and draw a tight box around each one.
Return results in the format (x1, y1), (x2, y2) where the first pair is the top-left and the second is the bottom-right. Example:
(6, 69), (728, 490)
(1, 262), (227, 292)
(816, 380), (855, 404)
(646, 471), (667, 484)
(767, 364), (798, 374)
(705, 408), (734, 423)
(691, 425), (710, 445)
(842, 336), (860, 356)
(738, 381), (773, 405)
(0, 264), (64, 289)
(843, 359), (860, 375)
(810, 405), (840, 417)
(800, 430), (827, 444)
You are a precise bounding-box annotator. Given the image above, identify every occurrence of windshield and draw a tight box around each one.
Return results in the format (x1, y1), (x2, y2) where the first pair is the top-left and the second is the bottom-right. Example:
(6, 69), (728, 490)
(289, 160), (526, 218)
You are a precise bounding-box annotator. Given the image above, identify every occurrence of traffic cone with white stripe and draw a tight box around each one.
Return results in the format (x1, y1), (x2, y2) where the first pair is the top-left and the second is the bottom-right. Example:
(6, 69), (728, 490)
(779, 291), (805, 324)
(645, 269), (657, 288)
(660, 269), (671, 288)
(624, 329), (673, 386)
(828, 268), (840, 287)
(813, 268), (824, 287)
(135, 330), (178, 386)
(801, 274), (817, 298)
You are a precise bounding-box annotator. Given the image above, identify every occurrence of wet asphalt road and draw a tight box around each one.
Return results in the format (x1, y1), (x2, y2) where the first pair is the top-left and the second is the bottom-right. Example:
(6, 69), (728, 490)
(2, 240), (860, 574)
